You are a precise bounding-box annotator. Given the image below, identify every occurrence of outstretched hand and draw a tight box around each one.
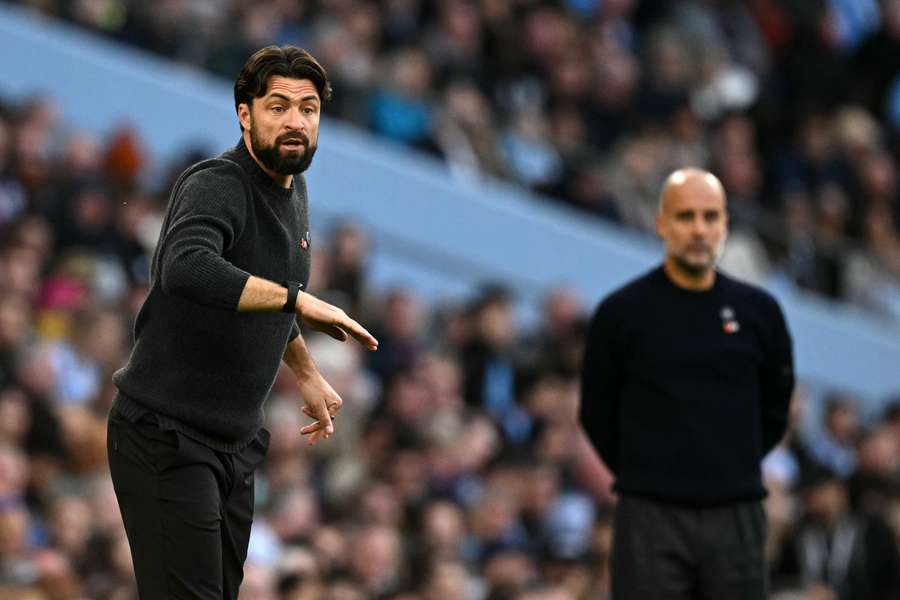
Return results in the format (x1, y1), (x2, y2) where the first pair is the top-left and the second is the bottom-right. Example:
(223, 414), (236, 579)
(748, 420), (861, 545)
(295, 291), (378, 351)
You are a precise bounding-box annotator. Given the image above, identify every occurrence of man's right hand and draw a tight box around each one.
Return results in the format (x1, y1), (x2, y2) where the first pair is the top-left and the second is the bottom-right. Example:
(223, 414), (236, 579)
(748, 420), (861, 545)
(295, 291), (378, 351)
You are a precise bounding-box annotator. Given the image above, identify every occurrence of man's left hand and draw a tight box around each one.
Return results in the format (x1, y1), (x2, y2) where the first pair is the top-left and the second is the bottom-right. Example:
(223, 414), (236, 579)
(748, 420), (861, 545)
(296, 372), (343, 445)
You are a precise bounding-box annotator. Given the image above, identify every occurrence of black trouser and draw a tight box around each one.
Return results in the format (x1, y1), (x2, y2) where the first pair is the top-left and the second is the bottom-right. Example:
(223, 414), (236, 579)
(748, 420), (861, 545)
(107, 409), (270, 600)
(611, 495), (767, 600)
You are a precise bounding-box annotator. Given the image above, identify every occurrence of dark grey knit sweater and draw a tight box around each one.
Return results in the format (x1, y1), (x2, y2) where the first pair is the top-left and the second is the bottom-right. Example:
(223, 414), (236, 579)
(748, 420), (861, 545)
(112, 139), (312, 451)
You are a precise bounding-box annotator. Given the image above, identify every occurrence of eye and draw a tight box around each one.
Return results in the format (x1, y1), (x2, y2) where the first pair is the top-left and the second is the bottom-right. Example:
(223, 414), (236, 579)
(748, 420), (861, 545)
(303, 106), (316, 115)
(271, 105), (285, 114)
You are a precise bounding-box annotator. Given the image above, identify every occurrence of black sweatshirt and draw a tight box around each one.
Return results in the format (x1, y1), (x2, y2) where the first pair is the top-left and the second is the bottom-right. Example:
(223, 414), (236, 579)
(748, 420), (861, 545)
(112, 139), (311, 451)
(580, 266), (795, 504)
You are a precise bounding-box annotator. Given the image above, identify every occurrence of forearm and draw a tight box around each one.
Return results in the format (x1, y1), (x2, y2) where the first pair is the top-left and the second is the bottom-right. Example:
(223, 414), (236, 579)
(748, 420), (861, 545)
(237, 279), (309, 343)
(282, 333), (318, 380)
(237, 276), (291, 312)
(573, 427), (616, 502)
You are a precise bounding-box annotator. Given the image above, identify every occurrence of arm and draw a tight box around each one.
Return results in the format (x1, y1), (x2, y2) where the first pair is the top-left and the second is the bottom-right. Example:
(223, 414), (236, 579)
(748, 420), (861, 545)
(157, 168), (377, 350)
(161, 189), (377, 349)
(759, 297), (795, 455)
(572, 427), (617, 503)
(282, 329), (318, 379)
(283, 333), (342, 444)
(158, 166), (251, 310)
(235, 277), (378, 351)
(235, 276), (292, 312)
(579, 301), (623, 473)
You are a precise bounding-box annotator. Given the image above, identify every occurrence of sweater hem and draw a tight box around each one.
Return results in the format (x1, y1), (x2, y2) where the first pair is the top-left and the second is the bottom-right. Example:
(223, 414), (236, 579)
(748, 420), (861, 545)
(111, 391), (258, 453)
(613, 484), (767, 507)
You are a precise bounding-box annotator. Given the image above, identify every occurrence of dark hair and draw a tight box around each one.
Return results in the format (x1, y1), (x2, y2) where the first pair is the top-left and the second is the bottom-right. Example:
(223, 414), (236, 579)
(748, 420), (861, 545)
(234, 45), (332, 126)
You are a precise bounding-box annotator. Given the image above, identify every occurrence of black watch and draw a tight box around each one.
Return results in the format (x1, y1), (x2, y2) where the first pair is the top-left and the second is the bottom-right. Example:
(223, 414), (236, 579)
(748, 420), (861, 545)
(282, 281), (302, 313)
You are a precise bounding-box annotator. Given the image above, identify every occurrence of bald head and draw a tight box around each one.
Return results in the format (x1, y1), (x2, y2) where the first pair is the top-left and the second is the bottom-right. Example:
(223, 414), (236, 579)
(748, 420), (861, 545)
(656, 168), (729, 287)
(659, 168), (726, 214)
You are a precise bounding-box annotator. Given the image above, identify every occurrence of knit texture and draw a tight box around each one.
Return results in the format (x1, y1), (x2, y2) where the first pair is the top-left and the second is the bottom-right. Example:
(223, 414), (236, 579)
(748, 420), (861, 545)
(113, 139), (312, 451)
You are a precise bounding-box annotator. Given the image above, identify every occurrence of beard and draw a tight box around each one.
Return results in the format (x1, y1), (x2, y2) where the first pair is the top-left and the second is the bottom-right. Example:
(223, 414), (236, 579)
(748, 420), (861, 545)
(671, 239), (725, 276)
(672, 254), (712, 276)
(250, 129), (317, 175)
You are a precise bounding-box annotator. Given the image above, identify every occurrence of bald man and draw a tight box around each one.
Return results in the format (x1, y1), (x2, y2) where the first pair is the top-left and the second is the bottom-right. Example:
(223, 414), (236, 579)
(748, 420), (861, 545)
(579, 168), (795, 599)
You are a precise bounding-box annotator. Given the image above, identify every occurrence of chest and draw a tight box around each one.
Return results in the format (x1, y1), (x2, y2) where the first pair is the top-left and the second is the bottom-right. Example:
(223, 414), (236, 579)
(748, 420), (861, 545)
(622, 298), (764, 380)
(230, 193), (312, 283)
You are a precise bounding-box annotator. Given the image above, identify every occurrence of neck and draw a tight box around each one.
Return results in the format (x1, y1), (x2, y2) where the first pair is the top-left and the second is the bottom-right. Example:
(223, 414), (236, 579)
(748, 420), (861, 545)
(663, 257), (716, 291)
(242, 131), (293, 189)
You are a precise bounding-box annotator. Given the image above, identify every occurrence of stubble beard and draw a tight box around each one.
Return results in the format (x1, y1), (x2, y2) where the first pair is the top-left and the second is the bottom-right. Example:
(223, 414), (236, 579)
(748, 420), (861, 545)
(672, 254), (713, 277)
(672, 240), (724, 277)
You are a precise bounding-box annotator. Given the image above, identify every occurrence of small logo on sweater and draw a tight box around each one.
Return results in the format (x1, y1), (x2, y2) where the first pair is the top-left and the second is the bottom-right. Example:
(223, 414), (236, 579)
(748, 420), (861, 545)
(299, 231), (310, 250)
(721, 305), (740, 334)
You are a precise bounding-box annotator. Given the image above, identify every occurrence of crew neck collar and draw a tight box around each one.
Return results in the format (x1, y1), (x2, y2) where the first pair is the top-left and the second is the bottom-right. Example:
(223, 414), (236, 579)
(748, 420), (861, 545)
(232, 138), (295, 199)
(655, 264), (722, 295)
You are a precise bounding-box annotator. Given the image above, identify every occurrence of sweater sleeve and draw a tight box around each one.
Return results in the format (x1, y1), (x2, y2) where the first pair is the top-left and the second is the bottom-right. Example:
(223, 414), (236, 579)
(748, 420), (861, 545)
(579, 298), (623, 473)
(158, 164), (252, 310)
(759, 295), (795, 455)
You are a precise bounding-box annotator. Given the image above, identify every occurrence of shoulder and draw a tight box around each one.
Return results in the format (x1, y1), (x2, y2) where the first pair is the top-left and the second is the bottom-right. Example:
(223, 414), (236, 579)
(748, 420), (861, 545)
(719, 272), (785, 319)
(180, 159), (248, 196)
(590, 268), (657, 322)
(171, 159), (251, 218)
(601, 268), (658, 308)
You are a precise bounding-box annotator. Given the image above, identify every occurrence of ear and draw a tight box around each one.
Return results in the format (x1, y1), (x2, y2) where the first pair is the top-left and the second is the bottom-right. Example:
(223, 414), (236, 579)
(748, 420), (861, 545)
(655, 211), (665, 240)
(237, 102), (252, 131)
(721, 210), (730, 246)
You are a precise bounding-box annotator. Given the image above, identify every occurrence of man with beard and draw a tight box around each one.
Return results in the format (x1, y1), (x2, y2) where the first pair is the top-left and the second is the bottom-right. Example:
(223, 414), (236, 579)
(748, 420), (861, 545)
(579, 168), (795, 599)
(107, 46), (378, 599)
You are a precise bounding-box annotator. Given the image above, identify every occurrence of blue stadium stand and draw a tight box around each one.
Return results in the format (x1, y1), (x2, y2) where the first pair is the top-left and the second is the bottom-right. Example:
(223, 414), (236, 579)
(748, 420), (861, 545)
(1, 2), (898, 415)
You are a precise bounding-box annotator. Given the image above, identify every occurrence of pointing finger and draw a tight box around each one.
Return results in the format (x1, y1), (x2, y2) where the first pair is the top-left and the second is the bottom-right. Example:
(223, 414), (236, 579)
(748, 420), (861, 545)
(338, 316), (379, 351)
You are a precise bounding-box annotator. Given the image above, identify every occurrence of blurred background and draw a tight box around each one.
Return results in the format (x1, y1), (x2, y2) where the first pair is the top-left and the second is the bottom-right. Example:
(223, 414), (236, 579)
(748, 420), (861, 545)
(0, 0), (899, 599)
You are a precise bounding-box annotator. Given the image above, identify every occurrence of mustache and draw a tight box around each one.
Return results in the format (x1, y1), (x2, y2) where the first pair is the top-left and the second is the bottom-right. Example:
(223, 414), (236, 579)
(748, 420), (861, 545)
(277, 133), (309, 146)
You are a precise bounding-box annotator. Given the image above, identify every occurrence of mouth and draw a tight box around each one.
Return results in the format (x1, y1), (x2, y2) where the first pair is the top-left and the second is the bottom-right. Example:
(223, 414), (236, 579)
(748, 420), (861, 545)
(280, 141), (305, 152)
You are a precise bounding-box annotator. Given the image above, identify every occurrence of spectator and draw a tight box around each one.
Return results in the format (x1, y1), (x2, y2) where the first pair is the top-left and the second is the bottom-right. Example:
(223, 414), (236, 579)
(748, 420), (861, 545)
(15, 0), (900, 314)
(803, 393), (861, 478)
(1, 3), (900, 597)
(772, 466), (900, 600)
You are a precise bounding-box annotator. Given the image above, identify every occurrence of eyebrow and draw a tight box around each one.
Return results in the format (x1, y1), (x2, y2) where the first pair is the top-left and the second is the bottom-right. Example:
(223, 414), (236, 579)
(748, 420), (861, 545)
(265, 92), (320, 103)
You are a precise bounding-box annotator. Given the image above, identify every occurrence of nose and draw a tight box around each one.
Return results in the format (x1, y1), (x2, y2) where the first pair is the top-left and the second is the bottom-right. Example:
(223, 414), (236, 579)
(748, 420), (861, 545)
(690, 215), (708, 238)
(285, 107), (305, 132)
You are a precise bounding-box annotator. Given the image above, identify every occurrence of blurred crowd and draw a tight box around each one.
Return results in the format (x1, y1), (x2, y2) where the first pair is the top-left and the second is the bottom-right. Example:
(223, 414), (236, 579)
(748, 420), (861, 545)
(1, 92), (900, 599)
(7, 0), (900, 322)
